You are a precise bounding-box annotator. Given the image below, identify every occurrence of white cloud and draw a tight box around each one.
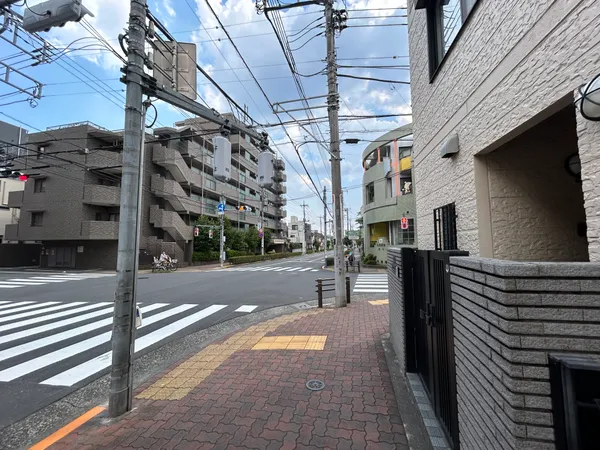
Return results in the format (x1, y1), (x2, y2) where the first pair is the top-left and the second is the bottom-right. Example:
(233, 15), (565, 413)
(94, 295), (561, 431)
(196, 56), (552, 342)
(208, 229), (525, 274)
(163, 0), (176, 17)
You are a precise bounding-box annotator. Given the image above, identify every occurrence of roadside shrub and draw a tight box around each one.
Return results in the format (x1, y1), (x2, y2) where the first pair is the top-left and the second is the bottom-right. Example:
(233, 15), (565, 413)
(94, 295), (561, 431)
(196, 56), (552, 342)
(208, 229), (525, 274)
(226, 250), (250, 258)
(362, 254), (377, 265)
(192, 251), (220, 262)
(325, 257), (334, 267)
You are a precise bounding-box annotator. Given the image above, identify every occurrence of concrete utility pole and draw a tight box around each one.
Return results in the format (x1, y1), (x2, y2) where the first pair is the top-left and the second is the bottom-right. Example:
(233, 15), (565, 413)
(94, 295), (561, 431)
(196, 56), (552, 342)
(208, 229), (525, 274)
(220, 194), (225, 268)
(323, 185), (327, 263)
(325, 0), (346, 307)
(109, 0), (147, 417)
(260, 188), (265, 256)
(301, 201), (308, 255)
(345, 207), (350, 235)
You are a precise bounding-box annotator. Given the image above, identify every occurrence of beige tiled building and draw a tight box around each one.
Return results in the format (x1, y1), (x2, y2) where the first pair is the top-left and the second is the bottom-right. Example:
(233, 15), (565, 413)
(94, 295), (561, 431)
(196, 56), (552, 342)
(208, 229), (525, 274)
(408, 0), (600, 262)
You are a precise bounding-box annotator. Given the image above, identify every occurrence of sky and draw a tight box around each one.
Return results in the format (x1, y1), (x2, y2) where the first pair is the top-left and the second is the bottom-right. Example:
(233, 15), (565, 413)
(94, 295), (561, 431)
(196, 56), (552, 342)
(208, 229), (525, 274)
(0, 0), (411, 233)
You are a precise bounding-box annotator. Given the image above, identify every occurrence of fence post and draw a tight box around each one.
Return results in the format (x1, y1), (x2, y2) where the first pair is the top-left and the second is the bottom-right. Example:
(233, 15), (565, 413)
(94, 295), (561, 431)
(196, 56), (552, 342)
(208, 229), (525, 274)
(345, 261), (348, 272)
(346, 276), (351, 304)
(317, 279), (323, 308)
(358, 261), (360, 273)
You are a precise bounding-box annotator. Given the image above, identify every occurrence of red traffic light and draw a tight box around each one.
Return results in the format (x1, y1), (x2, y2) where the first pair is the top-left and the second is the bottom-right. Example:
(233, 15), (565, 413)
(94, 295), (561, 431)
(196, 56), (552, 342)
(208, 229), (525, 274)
(194, 227), (199, 237)
(401, 217), (409, 230)
(19, 174), (28, 181)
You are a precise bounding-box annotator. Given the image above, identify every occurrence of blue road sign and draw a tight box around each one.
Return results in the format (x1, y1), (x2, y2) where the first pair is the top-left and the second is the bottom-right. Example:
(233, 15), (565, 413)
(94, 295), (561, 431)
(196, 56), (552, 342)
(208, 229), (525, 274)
(217, 203), (225, 214)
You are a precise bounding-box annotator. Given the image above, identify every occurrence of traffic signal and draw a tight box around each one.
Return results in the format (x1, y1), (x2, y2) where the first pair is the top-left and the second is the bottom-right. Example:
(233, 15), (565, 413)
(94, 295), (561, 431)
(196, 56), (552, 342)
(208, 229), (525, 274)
(194, 227), (199, 237)
(401, 217), (409, 230)
(238, 205), (252, 212)
(22, 0), (94, 33)
(209, 229), (213, 239)
(0, 169), (28, 181)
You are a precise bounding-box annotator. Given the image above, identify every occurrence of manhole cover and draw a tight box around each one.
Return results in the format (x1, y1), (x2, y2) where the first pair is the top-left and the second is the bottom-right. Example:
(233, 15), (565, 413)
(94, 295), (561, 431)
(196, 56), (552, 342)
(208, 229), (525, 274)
(306, 380), (325, 391)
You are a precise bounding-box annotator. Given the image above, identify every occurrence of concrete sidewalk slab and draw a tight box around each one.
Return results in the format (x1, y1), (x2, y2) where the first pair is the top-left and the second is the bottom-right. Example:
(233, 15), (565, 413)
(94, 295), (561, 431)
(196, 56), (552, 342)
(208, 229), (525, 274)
(45, 301), (409, 450)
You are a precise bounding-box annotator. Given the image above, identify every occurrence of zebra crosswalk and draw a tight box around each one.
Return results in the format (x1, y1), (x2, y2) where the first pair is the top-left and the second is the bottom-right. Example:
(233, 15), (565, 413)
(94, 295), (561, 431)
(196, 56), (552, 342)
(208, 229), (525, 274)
(0, 272), (114, 289)
(0, 300), (259, 387)
(215, 266), (320, 273)
(353, 274), (389, 293)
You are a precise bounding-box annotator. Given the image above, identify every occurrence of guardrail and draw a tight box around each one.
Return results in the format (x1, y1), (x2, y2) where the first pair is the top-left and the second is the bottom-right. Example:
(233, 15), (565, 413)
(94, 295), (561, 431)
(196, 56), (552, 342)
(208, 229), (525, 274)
(316, 276), (351, 308)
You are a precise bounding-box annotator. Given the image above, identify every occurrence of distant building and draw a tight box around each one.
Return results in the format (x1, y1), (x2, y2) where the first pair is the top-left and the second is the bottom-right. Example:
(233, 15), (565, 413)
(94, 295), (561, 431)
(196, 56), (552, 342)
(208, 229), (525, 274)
(0, 120), (27, 242)
(361, 123), (415, 264)
(288, 215), (311, 251)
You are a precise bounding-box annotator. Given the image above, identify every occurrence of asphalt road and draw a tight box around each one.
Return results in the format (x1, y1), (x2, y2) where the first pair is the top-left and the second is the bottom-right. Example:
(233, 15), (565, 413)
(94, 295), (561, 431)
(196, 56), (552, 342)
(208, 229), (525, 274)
(0, 253), (340, 430)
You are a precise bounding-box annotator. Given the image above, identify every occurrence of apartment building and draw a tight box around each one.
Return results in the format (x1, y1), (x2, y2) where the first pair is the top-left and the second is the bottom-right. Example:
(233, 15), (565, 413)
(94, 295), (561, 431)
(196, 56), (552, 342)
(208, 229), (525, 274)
(6, 119), (287, 269)
(386, 2), (600, 450)
(361, 124), (415, 264)
(287, 215), (311, 251)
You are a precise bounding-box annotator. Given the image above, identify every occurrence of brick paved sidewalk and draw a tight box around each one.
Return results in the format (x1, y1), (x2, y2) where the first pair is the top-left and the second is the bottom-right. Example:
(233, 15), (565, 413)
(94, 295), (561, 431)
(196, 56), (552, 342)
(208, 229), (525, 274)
(49, 300), (408, 450)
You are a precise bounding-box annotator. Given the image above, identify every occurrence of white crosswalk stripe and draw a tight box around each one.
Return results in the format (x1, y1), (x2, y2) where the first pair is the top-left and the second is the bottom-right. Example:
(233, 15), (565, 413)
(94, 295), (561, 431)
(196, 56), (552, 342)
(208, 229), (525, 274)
(353, 274), (389, 293)
(0, 272), (114, 290)
(213, 265), (320, 273)
(0, 300), (261, 387)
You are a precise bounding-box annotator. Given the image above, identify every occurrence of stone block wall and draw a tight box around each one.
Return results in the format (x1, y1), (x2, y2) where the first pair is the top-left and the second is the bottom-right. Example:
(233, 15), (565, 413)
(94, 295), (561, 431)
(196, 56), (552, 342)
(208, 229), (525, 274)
(388, 247), (406, 373)
(449, 257), (600, 450)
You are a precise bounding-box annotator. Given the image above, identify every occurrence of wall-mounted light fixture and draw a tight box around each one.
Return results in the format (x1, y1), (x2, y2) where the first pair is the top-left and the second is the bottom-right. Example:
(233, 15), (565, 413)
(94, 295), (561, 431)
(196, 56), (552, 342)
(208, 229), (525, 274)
(565, 153), (582, 182)
(576, 73), (600, 121)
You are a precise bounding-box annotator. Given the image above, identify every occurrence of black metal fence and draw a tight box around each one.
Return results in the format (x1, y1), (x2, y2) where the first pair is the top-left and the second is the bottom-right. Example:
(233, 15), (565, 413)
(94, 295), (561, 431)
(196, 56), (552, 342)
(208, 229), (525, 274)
(403, 248), (467, 449)
(316, 276), (351, 308)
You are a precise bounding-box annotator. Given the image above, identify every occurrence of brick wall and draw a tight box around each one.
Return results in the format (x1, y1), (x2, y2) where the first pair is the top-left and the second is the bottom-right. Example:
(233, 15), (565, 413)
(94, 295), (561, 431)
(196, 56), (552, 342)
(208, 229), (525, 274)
(449, 256), (600, 450)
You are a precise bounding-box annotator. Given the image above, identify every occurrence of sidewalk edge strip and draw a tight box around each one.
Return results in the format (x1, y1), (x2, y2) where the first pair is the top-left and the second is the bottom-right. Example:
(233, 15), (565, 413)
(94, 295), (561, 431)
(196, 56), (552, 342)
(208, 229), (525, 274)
(28, 406), (105, 450)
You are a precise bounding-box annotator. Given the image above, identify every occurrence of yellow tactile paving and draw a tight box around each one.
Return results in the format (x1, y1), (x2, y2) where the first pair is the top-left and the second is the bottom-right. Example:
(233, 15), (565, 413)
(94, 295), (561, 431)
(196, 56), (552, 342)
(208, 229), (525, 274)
(251, 335), (327, 351)
(136, 309), (327, 400)
(368, 299), (389, 305)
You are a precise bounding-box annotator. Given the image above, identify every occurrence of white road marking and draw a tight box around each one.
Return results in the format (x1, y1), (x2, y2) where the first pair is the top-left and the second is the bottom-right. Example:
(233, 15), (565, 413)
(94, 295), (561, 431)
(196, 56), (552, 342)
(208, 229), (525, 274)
(285, 267), (300, 272)
(235, 305), (258, 313)
(0, 302), (58, 317)
(273, 267), (290, 271)
(298, 268), (312, 272)
(0, 281), (45, 286)
(0, 304), (198, 382)
(0, 302), (111, 334)
(42, 304), (228, 386)
(0, 303), (168, 362)
(0, 302), (85, 324)
(0, 284), (21, 289)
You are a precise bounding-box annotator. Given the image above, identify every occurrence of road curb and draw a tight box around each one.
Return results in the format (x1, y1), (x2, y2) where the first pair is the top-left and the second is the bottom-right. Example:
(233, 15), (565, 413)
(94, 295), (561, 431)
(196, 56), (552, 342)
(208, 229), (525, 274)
(1, 298), (332, 450)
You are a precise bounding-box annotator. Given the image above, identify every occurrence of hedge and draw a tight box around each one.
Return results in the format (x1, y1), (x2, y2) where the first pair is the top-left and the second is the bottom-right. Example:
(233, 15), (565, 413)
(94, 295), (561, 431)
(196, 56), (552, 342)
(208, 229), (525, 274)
(326, 257), (334, 267)
(229, 252), (303, 265)
(192, 251), (221, 261)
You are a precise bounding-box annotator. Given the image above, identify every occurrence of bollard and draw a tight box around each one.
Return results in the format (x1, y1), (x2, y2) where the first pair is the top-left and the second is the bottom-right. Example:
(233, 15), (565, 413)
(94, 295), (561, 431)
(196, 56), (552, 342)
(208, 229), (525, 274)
(345, 261), (348, 272)
(346, 276), (351, 304)
(317, 279), (323, 308)
(358, 261), (360, 273)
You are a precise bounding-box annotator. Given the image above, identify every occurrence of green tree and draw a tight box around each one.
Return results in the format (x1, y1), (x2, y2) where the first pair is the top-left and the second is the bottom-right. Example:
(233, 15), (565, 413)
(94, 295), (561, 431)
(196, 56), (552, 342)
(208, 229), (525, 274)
(245, 227), (261, 253)
(263, 229), (273, 249)
(193, 216), (220, 252)
(343, 236), (352, 247)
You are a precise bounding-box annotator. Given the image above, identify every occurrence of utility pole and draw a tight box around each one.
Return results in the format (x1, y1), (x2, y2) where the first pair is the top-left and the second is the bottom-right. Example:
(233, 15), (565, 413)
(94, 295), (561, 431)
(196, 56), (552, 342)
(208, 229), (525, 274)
(301, 201), (308, 255)
(345, 207), (350, 235)
(325, 0), (346, 307)
(323, 185), (327, 263)
(260, 188), (265, 256)
(109, 0), (147, 417)
(220, 194), (225, 268)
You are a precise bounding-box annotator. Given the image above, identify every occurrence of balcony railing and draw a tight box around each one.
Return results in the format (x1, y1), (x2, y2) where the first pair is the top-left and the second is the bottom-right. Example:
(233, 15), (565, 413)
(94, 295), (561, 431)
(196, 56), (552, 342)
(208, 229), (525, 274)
(81, 221), (119, 240)
(7, 190), (23, 208)
(83, 185), (121, 206)
(4, 223), (19, 240)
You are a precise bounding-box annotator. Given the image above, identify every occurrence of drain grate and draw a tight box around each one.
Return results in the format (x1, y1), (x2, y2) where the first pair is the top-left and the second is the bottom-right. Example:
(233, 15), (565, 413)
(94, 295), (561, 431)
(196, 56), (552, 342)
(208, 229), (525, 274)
(306, 379), (325, 391)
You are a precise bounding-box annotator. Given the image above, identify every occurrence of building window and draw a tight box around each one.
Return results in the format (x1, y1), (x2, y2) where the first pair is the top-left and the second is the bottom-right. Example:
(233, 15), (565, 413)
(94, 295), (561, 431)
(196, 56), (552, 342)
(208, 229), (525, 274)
(380, 144), (391, 159)
(240, 193), (245, 201)
(366, 182), (375, 204)
(390, 219), (415, 246)
(240, 173), (246, 183)
(434, 202), (458, 250)
(31, 212), (43, 227)
(422, 0), (479, 77)
(204, 178), (216, 190)
(292, 225), (298, 231)
(34, 178), (46, 193)
(109, 213), (120, 222)
(95, 212), (102, 221)
(386, 178), (393, 198)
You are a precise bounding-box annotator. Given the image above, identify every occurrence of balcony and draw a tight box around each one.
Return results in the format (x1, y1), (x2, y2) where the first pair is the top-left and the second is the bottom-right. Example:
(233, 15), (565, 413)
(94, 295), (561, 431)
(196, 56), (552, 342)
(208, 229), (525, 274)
(272, 183), (286, 194)
(273, 196), (287, 206)
(276, 208), (287, 218)
(273, 170), (286, 182)
(152, 144), (203, 187)
(149, 205), (193, 241)
(81, 221), (119, 240)
(7, 190), (23, 208)
(86, 150), (123, 174)
(4, 223), (19, 240)
(232, 152), (258, 171)
(151, 175), (203, 215)
(230, 134), (259, 157)
(83, 185), (121, 206)
(274, 158), (285, 170)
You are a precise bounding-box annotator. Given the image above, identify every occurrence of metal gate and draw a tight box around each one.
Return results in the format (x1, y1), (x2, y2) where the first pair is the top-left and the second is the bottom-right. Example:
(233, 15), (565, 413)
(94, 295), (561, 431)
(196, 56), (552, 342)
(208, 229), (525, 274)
(410, 249), (466, 449)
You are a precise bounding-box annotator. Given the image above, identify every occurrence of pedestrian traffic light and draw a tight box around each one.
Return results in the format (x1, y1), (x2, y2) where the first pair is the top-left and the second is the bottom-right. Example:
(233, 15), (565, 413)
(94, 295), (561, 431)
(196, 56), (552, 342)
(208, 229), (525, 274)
(22, 0), (94, 33)
(401, 217), (409, 230)
(194, 227), (199, 237)
(209, 229), (213, 239)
